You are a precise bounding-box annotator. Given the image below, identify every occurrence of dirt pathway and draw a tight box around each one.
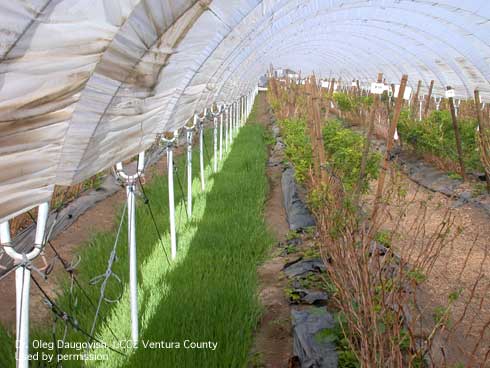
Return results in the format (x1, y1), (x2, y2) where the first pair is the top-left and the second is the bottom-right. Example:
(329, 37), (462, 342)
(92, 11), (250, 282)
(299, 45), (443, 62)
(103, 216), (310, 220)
(377, 170), (490, 366)
(339, 116), (490, 366)
(249, 93), (293, 368)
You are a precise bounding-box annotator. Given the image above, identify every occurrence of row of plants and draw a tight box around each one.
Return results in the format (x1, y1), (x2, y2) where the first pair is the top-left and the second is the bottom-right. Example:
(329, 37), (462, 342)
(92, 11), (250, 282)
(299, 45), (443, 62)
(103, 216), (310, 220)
(277, 118), (312, 182)
(273, 96), (468, 367)
(0, 112), (272, 367)
(397, 109), (483, 173)
(322, 118), (381, 193)
(332, 92), (373, 113)
(278, 116), (381, 193)
(278, 115), (383, 367)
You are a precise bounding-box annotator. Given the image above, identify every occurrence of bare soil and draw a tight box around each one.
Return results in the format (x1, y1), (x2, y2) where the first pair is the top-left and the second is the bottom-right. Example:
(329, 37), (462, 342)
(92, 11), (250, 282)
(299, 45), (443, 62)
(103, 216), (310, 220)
(249, 93), (293, 368)
(377, 167), (490, 367)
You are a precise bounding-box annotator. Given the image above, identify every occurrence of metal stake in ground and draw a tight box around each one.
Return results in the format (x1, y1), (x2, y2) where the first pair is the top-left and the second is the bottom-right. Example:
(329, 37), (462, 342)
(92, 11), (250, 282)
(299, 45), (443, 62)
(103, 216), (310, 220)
(210, 103), (222, 173)
(1, 202), (49, 368)
(186, 119), (196, 217)
(115, 151), (145, 345)
(229, 103), (234, 145)
(447, 86), (466, 180)
(219, 105), (224, 161)
(196, 109), (207, 191)
(225, 105), (230, 152)
(162, 133), (177, 260)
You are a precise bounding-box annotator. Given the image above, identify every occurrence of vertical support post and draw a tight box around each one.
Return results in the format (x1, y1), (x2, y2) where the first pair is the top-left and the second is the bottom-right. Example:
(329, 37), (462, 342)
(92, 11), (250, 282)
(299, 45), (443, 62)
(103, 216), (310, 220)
(126, 181), (138, 345)
(234, 101), (237, 135)
(447, 86), (466, 180)
(213, 116), (218, 173)
(167, 143), (177, 260)
(219, 110), (223, 161)
(241, 96), (245, 126)
(225, 106), (229, 152)
(231, 102), (235, 141)
(418, 95), (424, 121)
(356, 72), (383, 202)
(424, 80), (434, 118)
(454, 99), (461, 118)
(372, 75), (408, 219)
(16, 266), (30, 368)
(412, 80), (421, 118)
(474, 89), (490, 193)
(1, 202), (49, 368)
(116, 151), (145, 346)
(199, 122), (205, 191)
(186, 124), (194, 217)
(434, 96), (442, 111)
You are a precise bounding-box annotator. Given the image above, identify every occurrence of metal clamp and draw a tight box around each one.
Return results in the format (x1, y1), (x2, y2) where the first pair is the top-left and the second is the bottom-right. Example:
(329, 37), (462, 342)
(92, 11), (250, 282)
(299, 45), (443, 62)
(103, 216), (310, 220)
(210, 103), (224, 117)
(161, 131), (178, 148)
(0, 203), (49, 263)
(115, 152), (145, 185)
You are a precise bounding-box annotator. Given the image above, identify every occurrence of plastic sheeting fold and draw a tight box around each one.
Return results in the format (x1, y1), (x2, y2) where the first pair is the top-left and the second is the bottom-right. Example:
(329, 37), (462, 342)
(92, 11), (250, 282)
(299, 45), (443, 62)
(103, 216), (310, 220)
(1, 0), (490, 223)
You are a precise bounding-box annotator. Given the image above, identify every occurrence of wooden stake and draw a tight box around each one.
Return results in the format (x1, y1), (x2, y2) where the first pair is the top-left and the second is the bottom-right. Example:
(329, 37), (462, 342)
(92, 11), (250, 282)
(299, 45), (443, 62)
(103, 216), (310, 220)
(447, 86), (466, 180)
(474, 89), (490, 192)
(311, 83), (327, 185)
(355, 72), (383, 203)
(412, 80), (422, 118)
(424, 80), (434, 118)
(372, 75), (408, 219)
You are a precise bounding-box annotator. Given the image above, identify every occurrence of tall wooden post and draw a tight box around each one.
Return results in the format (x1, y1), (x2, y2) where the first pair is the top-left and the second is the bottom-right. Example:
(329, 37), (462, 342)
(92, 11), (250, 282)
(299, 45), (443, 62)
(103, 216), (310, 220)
(474, 89), (490, 192)
(311, 78), (327, 185)
(355, 72), (383, 202)
(305, 79), (320, 181)
(372, 75), (408, 219)
(424, 80), (434, 118)
(447, 86), (466, 180)
(412, 80), (422, 118)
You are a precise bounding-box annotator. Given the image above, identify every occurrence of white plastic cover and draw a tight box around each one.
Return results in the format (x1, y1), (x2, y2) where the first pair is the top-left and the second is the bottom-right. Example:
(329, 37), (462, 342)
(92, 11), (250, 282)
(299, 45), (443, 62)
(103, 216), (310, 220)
(1, 0), (490, 222)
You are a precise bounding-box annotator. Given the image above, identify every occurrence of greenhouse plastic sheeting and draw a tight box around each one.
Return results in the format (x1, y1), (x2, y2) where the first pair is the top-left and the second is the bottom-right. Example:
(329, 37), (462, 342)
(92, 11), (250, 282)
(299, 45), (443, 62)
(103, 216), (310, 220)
(1, 0), (490, 223)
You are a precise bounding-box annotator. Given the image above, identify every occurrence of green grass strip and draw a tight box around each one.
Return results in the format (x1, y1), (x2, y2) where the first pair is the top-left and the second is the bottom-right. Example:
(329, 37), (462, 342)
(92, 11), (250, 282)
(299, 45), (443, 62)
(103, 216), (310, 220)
(0, 107), (273, 368)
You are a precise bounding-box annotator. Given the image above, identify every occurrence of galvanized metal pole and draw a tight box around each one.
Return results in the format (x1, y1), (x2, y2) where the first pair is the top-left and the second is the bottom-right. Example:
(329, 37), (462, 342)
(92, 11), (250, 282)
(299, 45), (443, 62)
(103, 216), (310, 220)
(231, 103), (235, 142)
(1, 202), (49, 368)
(127, 181), (138, 343)
(165, 140), (177, 260)
(116, 151), (145, 345)
(186, 121), (195, 217)
(199, 121), (205, 191)
(225, 106), (229, 152)
(16, 266), (30, 368)
(210, 104), (222, 173)
(219, 109), (223, 161)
